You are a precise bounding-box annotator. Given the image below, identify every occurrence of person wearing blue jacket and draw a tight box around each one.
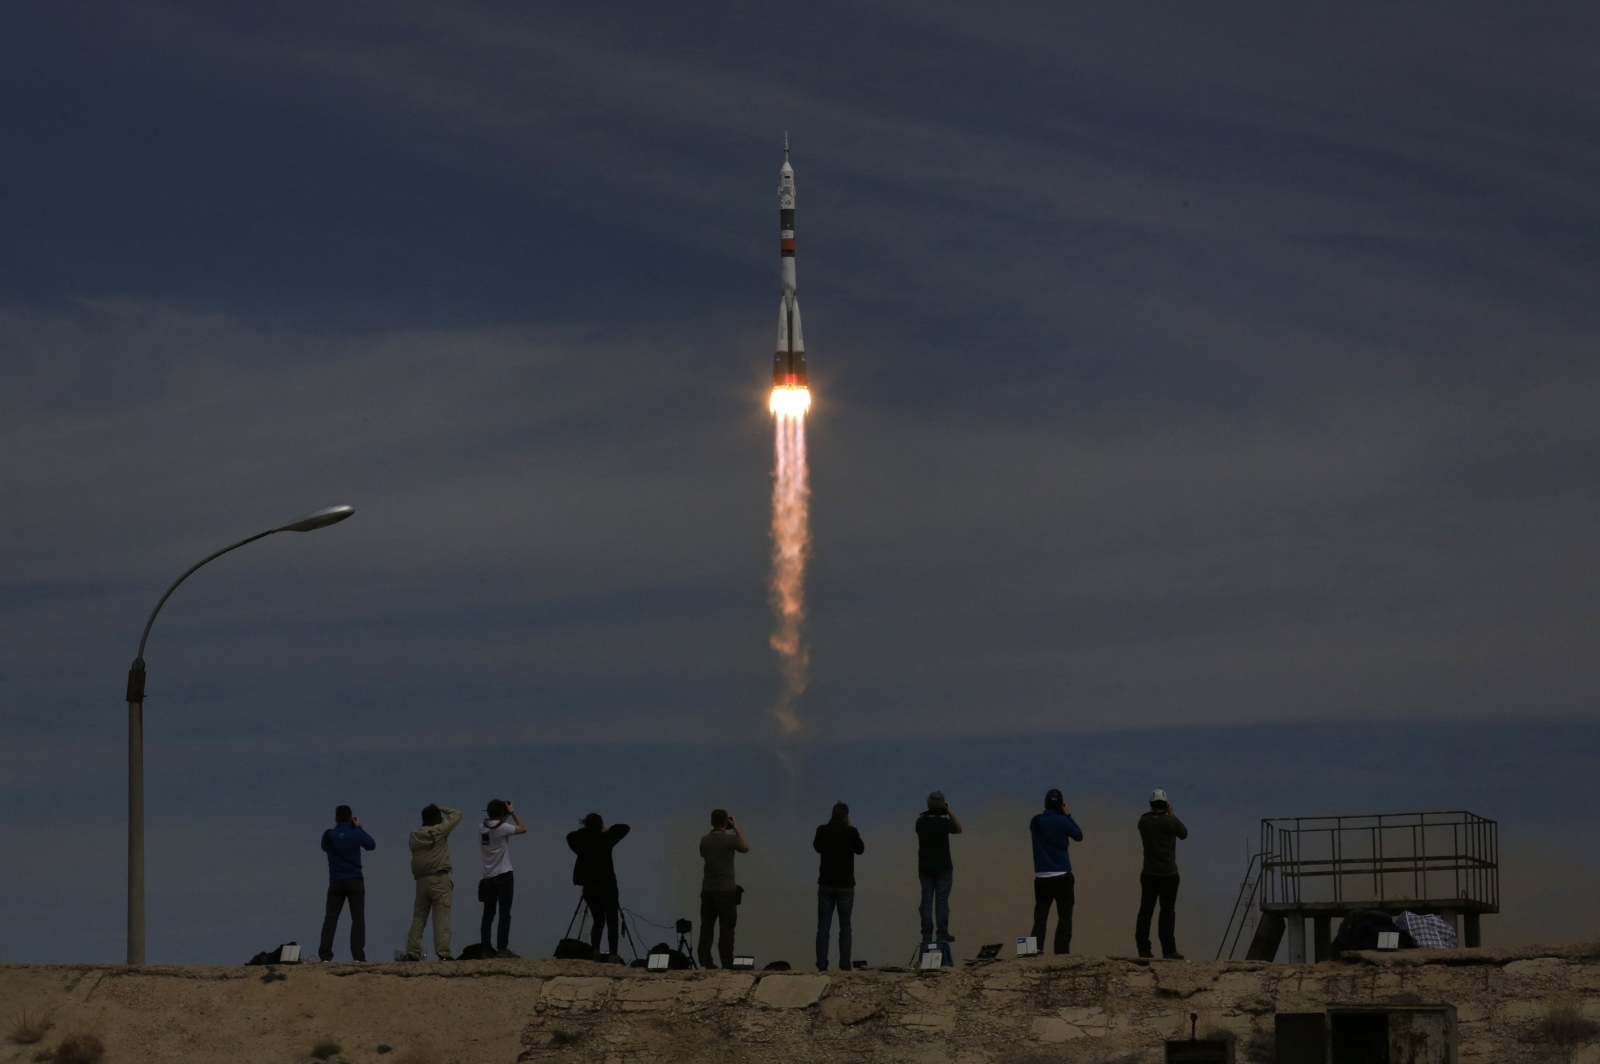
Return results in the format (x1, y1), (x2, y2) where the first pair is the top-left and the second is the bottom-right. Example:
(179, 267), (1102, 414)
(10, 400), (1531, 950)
(1029, 789), (1083, 954)
(318, 805), (376, 962)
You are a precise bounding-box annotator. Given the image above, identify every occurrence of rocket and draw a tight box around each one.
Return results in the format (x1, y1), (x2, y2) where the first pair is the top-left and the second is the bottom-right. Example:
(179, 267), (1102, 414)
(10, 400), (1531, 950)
(773, 140), (807, 389)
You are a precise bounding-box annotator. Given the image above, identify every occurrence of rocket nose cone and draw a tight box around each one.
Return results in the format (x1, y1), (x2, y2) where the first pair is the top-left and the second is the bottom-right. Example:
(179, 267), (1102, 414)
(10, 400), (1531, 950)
(780, 160), (794, 174)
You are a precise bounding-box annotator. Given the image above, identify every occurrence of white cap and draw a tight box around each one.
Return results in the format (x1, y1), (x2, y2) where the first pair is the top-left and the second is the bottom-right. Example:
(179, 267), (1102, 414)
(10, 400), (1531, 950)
(1149, 788), (1169, 803)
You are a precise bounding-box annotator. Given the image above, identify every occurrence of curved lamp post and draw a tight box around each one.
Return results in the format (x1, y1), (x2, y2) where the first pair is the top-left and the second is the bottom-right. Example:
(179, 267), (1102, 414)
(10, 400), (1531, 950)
(125, 504), (354, 965)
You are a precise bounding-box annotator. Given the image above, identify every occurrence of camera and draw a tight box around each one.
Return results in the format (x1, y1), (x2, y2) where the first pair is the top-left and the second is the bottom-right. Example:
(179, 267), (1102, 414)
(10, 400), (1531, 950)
(675, 918), (692, 935)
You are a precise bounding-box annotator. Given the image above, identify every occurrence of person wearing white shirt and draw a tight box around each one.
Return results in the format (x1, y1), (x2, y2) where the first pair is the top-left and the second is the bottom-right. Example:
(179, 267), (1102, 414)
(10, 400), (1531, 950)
(478, 798), (527, 957)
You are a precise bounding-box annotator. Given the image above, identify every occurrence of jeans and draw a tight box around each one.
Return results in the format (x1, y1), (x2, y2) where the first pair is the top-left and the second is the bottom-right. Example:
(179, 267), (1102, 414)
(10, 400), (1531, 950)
(318, 877), (366, 961)
(1136, 872), (1180, 956)
(698, 890), (739, 969)
(406, 872), (454, 959)
(1031, 873), (1075, 954)
(918, 869), (953, 940)
(816, 886), (855, 971)
(480, 871), (514, 951)
(583, 884), (621, 956)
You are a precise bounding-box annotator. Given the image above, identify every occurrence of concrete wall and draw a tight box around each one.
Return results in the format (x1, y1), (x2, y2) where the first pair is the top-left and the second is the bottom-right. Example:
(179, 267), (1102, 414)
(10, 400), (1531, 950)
(3, 944), (1599, 1064)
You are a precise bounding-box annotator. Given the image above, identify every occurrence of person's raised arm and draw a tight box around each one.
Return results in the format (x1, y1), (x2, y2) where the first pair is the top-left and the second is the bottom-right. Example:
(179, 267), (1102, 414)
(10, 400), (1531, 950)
(1066, 812), (1083, 843)
(853, 826), (865, 855)
(947, 807), (963, 834)
(507, 802), (528, 836)
(728, 814), (750, 853)
(359, 824), (377, 850)
(610, 823), (630, 843)
(321, 829), (332, 853)
(439, 806), (463, 835)
(1170, 811), (1188, 840)
(813, 825), (825, 854)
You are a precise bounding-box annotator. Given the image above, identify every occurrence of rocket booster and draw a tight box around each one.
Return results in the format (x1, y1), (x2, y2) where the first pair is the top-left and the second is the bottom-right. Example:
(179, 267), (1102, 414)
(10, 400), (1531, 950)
(773, 142), (807, 389)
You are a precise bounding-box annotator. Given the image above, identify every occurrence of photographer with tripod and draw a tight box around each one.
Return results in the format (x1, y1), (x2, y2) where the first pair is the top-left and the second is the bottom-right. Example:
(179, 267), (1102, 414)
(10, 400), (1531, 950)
(567, 813), (631, 959)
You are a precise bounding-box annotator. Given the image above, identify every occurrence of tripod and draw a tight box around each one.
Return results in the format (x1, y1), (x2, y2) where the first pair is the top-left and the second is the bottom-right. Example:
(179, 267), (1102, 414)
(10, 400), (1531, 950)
(571, 890), (642, 964)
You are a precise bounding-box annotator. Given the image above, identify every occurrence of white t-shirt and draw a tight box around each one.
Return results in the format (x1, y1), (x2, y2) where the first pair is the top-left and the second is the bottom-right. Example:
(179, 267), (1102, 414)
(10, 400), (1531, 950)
(480, 819), (517, 877)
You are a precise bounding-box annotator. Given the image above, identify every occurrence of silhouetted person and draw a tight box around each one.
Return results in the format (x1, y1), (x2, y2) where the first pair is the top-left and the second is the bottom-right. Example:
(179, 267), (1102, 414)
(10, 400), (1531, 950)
(568, 813), (631, 958)
(318, 804), (375, 962)
(813, 800), (864, 971)
(479, 798), (527, 958)
(698, 809), (749, 969)
(1135, 788), (1188, 959)
(1029, 788), (1083, 954)
(405, 803), (462, 961)
(916, 791), (963, 943)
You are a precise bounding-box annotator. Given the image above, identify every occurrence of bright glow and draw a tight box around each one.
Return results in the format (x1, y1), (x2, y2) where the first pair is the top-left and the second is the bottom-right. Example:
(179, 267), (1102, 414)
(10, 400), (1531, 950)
(768, 385), (812, 417)
(768, 397), (810, 738)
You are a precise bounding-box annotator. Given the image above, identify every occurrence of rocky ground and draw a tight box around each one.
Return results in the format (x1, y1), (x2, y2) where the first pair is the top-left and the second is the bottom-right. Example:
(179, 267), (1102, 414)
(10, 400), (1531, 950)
(4, 944), (1599, 1064)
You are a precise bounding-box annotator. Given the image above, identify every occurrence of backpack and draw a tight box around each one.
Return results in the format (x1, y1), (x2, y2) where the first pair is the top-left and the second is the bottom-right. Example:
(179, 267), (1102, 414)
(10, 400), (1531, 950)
(554, 938), (597, 961)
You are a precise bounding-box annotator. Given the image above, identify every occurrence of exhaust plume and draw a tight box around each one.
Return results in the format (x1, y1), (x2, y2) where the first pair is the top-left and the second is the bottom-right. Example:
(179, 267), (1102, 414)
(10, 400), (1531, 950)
(768, 391), (811, 737)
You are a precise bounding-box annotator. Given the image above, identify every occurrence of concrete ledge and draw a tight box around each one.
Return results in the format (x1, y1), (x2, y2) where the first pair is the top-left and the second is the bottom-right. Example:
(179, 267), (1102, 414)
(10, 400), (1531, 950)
(1, 945), (1597, 1064)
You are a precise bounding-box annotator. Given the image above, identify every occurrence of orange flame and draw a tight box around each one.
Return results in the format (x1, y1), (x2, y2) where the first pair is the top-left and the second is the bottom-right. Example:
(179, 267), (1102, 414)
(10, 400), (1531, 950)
(769, 388), (811, 737)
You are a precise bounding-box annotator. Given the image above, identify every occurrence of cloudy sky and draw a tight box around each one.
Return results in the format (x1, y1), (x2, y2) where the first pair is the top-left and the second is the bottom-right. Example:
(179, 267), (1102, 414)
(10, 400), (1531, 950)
(3, 1), (1598, 965)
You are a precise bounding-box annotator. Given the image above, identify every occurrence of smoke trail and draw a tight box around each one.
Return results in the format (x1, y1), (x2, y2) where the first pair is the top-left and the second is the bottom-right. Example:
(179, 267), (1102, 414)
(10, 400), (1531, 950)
(768, 404), (810, 737)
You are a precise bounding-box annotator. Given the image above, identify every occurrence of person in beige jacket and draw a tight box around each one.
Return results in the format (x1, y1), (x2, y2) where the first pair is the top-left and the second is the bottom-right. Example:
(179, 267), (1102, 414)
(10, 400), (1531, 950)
(404, 804), (462, 961)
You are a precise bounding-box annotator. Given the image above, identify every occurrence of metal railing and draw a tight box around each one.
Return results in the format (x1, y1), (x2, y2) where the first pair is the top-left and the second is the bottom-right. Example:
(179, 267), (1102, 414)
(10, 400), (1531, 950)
(1259, 811), (1497, 912)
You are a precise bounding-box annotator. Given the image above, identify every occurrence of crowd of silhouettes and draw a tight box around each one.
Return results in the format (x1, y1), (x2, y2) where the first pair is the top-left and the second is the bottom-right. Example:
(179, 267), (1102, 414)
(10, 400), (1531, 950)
(313, 787), (1188, 965)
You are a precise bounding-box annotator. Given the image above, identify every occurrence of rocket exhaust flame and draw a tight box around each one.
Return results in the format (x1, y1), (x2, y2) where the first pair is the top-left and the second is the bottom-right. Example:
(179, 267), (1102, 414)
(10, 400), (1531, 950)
(768, 392), (810, 737)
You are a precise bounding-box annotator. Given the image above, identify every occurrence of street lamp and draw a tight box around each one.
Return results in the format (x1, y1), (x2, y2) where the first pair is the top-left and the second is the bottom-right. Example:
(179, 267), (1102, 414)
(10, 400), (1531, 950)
(124, 504), (354, 965)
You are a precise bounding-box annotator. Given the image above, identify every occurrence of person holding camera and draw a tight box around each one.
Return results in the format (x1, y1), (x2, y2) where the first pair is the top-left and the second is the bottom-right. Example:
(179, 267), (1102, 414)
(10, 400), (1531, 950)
(697, 808), (749, 969)
(479, 799), (527, 958)
(916, 791), (963, 944)
(567, 813), (631, 958)
(813, 800), (864, 972)
(318, 804), (375, 962)
(1029, 788), (1083, 954)
(405, 803), (462, 961)
(1135, 788), (1188, 959)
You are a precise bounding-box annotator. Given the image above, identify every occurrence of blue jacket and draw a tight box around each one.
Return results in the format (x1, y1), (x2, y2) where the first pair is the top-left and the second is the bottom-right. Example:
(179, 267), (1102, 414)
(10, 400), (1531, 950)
(1029, 809), (1083, 874)
(322, 822), (376, 882)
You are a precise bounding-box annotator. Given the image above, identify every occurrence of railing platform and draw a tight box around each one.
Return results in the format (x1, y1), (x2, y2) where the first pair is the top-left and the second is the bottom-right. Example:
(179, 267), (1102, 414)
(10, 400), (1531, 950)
(1250, 810), (1497, 962)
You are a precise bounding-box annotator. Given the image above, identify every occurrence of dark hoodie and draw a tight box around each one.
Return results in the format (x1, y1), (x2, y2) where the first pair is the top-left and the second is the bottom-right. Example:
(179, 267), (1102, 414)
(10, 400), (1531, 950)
(813, 819), (865, 888)
(1137, 809), (1188, 876)
(566, 823), (631, 887)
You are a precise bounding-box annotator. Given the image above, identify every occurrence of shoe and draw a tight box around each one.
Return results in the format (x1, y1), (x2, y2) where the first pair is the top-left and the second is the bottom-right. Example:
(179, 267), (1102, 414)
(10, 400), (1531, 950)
(1162, 952), (1185, 960)
(397, 953), (422, 963)
(937, 934), (955, 943)
(1137, 950), (1154, 959)
(438, 954), (456, 961)
(497, 949), (521, 959)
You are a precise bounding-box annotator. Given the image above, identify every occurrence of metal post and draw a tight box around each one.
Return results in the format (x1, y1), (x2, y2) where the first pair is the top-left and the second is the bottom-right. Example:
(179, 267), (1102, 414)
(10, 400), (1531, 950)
(1287, 915), (1306, 963)
(127, 660), (146, 966)
(1312, 915), (1331, 963)
(1463, 912), (1481, 948)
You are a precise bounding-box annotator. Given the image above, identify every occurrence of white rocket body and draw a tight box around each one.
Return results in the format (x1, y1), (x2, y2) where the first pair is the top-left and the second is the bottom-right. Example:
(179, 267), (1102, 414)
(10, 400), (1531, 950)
(773, 150), (806, 388)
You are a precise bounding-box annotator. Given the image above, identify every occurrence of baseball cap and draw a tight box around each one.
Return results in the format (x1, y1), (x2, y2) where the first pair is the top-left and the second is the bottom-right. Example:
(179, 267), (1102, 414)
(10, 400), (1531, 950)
(1045, 788), (1064, 807)
(1149, 788), (1169, 803)
(927, 790), (946, 809)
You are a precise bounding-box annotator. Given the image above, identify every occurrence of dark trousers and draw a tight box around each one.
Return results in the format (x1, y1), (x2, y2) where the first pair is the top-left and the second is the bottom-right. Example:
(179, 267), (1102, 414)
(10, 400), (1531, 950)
(480, 871), (514, 951)
(918, 869), (953, 940)
(583, 884), (621, 956)
(318, 877), (366, 961)
(815, 886), (855, 971)
(1135, 872), (1180, 956)
(1031, 873), (1075, 954)
(698, 890), (738, 969)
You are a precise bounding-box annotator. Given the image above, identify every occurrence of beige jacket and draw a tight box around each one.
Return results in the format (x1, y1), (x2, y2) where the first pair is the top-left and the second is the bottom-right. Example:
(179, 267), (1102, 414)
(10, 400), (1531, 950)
(409, 806), (462, 879)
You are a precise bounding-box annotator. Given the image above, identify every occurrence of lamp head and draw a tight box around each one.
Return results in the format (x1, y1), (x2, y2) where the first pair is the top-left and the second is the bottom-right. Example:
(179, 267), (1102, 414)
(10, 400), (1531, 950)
(277, 505), (355, 533)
